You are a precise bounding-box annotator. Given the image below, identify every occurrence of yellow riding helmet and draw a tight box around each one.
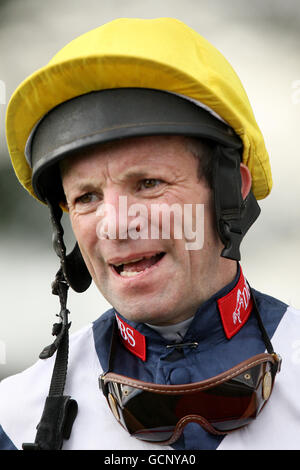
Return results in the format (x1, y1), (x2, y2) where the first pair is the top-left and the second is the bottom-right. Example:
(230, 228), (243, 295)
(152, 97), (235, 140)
(6, 17), (272, 203)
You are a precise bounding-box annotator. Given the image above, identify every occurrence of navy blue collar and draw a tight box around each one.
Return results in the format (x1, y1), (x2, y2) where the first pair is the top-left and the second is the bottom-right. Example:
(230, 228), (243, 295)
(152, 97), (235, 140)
(114, 263), (242, 358)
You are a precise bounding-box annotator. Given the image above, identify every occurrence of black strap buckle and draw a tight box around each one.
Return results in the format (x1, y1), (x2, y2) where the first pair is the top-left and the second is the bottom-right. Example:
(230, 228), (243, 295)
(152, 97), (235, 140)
(22, 396), (78, 450)
(213, 146), (261, 261)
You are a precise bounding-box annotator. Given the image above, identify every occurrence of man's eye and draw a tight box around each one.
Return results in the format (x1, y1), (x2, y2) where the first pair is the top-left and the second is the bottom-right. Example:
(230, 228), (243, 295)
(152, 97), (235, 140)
(140, 178), (162, 189)
(75, 193), (98, 205)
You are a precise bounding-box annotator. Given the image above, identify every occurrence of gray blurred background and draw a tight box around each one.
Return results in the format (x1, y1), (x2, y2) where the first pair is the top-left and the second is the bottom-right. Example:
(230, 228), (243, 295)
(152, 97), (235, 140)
(0, 0), (299, 379)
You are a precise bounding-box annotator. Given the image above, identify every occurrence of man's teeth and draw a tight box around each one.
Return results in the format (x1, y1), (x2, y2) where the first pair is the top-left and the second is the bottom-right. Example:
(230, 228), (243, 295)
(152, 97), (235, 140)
(112, 253), (165, 276)
(120, 271), (143, 277)
(120, 265), (154, 277)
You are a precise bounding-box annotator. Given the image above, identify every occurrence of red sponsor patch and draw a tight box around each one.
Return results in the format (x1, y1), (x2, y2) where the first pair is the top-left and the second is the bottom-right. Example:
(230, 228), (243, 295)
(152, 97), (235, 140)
(217, 268), (253, 339)
(115, 314), (146, 361)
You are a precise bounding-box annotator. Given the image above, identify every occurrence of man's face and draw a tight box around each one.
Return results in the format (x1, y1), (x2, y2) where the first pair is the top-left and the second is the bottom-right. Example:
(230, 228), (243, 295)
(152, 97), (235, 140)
(61, 135), (229, 326)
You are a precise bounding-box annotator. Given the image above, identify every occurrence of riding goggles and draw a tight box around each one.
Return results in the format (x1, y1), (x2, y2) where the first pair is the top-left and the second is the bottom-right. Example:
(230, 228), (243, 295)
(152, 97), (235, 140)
(99, 292), (282, 445)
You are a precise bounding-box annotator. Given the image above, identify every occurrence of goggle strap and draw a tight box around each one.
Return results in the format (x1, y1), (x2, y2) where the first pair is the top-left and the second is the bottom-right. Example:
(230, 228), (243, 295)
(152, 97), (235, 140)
(103, 352), (277, 393)
(249, 286), (275, 355)
(163, 415), (227, 445)
(107, 317), (119, 374)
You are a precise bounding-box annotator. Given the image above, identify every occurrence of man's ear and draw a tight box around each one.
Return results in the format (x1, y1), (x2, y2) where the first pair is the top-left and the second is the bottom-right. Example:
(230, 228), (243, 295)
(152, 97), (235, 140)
(240, 163), (252, 200)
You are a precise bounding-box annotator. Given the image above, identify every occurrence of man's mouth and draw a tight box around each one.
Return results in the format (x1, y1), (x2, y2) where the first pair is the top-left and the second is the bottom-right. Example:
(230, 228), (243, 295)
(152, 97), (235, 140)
(110, 252), (166, 277)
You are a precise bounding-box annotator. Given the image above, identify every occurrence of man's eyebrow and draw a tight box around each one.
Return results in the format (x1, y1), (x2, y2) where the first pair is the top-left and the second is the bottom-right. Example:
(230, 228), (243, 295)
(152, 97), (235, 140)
(118, 164), (169, 180)
(120, 169), (153, 179)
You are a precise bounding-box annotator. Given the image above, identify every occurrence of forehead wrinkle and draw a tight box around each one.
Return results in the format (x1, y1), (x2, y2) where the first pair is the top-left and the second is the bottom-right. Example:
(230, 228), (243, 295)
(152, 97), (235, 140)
(61, 134), (196, 192)
(61, 150), (109, 190)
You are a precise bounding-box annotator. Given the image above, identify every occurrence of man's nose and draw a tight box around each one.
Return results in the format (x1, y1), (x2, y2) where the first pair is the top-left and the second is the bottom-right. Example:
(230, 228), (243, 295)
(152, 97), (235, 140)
(96, 188), (144, 240)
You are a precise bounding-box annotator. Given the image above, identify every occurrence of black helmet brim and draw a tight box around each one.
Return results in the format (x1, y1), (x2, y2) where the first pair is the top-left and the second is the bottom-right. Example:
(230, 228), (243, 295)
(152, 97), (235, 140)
(25, 88), (242, 203)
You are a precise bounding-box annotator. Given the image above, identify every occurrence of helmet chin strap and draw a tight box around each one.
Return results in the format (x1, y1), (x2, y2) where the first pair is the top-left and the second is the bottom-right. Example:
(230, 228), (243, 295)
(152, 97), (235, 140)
(213, 145), (261, 261)
(47, 201), (92, 293)
(22, 200), (90, 450)
(22, 269), (78, 450)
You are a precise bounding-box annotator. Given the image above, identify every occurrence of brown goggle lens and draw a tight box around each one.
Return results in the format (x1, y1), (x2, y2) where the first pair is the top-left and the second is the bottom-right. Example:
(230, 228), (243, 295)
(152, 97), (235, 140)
(101, 353), (279, 444)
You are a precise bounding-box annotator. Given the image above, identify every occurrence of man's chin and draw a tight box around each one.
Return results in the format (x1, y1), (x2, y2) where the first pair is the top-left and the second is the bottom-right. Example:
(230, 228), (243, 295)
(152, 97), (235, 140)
(113, 301), (188, 326)
(109, 299), (167, 324)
